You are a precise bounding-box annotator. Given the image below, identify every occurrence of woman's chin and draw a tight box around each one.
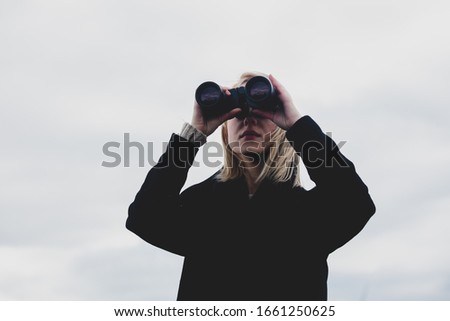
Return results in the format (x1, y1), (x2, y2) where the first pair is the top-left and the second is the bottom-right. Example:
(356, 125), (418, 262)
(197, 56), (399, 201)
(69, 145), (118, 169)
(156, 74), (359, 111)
(231, 147), (264, 157)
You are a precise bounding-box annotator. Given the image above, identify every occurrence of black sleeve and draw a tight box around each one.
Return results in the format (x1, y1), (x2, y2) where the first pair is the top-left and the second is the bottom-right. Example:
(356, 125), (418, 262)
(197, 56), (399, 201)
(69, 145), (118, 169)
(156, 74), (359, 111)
(126, 134), (204, 257)
(286, 116), (376, 254)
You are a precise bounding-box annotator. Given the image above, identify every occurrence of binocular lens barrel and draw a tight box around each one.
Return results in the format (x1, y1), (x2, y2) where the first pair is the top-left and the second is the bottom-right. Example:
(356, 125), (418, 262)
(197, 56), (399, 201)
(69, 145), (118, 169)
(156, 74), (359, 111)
(196, 82), (222, 106)
(246, 77), (271, 101)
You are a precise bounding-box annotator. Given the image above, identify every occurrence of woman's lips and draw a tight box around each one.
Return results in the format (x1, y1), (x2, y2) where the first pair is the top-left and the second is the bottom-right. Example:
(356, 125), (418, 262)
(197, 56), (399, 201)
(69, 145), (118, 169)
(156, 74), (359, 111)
(240, 130), (260, 140)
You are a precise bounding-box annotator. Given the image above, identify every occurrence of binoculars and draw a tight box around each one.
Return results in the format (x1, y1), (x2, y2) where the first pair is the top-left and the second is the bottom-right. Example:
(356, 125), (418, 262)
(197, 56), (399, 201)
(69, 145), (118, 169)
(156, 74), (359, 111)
(195, 76), (279, 119)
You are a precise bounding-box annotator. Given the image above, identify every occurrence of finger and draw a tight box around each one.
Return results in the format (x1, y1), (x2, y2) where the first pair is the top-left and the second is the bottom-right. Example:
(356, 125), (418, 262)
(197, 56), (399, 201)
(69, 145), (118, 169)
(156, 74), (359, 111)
(221, 86), (232, 96)
(251, 109), (275, 121)
(222, 108), (241, 121)
(269, 74), (281, 87)
(269, 74), (285, 94)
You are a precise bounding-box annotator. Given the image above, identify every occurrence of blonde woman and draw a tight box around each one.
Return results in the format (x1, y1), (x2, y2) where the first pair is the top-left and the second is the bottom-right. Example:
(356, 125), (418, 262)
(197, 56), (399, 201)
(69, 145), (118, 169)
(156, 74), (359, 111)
(127, 72), (376, 300)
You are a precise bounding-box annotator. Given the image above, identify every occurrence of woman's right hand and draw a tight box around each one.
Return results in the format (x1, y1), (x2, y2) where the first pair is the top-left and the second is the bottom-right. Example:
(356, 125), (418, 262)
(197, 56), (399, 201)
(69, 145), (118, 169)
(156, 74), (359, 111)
(190, 88), (241, 137)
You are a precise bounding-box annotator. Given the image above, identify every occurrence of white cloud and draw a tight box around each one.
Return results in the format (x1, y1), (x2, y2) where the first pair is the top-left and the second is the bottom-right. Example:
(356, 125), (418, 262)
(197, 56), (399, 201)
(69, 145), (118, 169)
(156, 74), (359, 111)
(1, 0), (449, 300)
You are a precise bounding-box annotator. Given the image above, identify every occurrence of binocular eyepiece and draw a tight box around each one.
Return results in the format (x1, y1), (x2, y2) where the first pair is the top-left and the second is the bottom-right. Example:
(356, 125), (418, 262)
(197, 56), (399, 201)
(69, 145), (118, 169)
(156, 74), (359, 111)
(195, 76), (278, 119)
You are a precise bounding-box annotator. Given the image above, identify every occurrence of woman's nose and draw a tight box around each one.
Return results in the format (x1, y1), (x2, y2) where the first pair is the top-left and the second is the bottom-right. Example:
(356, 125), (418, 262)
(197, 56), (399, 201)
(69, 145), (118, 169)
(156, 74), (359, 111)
(243, 115), (257, 126)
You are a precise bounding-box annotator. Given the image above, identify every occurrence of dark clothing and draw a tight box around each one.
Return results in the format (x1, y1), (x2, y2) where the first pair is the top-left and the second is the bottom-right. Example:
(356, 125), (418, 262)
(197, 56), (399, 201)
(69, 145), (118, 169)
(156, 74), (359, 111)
(126, 116), (376, 300)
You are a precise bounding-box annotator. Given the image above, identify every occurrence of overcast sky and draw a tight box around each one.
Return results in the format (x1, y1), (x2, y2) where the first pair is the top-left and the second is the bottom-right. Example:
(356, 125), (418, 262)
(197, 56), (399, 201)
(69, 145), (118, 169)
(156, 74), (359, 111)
(1, 0), (449, 300)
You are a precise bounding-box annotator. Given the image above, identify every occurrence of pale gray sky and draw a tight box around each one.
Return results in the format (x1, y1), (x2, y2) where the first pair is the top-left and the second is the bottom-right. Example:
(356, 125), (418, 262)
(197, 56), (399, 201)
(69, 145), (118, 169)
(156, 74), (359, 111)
(1, 0), (449, 300)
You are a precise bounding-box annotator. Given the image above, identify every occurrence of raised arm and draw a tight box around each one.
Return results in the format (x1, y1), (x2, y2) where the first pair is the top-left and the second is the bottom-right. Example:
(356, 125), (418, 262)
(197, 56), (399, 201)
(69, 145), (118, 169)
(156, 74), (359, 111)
(127, 91), (240, 256)
(253, 75), (376, 253)
(126, 134), (201, 256)
(286, 116), (376, 253)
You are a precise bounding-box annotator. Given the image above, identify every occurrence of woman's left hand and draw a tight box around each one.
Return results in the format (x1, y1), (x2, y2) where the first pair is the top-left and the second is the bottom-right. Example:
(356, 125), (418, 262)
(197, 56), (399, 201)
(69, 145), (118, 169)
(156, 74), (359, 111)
(251, 74), (302, 130)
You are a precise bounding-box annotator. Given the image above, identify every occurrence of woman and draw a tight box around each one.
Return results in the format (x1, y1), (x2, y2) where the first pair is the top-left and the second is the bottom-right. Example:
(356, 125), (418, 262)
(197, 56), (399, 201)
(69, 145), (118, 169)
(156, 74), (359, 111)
(126, 72), (376, 300)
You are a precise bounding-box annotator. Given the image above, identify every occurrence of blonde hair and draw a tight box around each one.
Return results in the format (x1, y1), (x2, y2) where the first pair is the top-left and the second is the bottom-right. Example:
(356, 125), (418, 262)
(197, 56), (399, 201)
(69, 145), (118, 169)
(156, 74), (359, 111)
(216, 71), (301, 187)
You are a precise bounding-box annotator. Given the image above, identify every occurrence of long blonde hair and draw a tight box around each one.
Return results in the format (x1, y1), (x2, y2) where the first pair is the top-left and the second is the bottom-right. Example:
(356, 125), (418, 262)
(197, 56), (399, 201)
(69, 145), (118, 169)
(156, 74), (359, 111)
(216, 72), (301, 187)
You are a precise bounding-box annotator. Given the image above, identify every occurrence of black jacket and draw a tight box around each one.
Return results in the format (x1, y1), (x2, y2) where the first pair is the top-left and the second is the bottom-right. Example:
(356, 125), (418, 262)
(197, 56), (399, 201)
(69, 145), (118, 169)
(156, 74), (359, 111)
(126, 116), (376, 300)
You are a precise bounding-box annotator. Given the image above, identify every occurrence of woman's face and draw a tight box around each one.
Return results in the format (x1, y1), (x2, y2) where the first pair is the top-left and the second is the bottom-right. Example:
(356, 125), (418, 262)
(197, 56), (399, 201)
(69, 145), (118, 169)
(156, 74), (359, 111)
(226, 114), (278, 156)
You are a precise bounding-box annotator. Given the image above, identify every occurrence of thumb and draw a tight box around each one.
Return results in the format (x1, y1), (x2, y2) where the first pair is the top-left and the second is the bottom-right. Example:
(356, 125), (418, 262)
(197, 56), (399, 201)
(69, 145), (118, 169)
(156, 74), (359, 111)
(221, 108), (241, 122)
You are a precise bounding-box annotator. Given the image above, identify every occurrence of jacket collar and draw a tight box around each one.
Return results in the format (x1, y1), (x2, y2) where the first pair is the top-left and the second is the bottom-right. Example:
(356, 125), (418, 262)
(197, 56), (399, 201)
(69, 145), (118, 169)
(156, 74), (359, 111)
(211, 170), (296, 201)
